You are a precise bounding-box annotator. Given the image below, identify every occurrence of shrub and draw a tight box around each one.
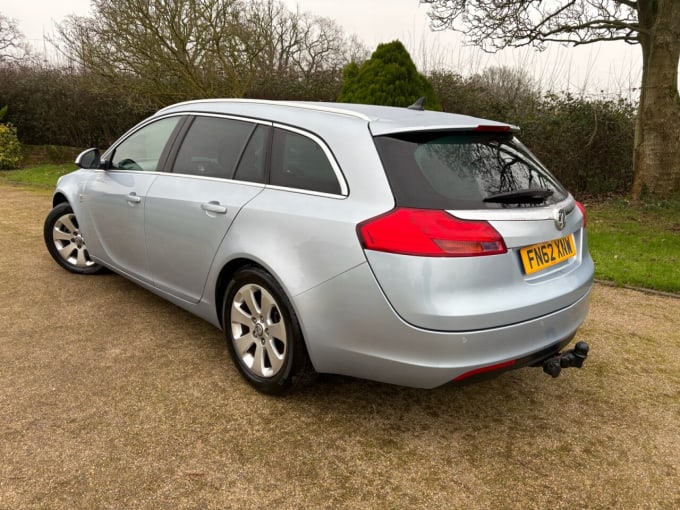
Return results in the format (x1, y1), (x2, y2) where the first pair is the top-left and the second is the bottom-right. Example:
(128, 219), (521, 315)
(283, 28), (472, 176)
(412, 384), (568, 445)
(0, 59), (635, 196)
(0, 123), (22, 169)
(0, 65), (154, 148)
(338, 41), (441, 110)
(520, 94), (635, 194)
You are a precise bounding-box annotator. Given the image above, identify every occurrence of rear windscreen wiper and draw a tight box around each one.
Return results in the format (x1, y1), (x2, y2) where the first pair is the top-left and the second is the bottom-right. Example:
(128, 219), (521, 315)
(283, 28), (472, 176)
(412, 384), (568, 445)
(483, 188), (554, 204)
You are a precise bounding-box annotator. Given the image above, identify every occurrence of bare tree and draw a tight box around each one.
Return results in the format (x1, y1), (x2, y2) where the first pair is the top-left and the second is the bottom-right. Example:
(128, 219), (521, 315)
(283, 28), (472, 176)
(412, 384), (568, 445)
(57, 0), (250, 100)
(0, 13), (29, 62)
(56, 0), (362, 105)
(421, 0), (680, 199)
(471, 66), (540, 107)
(248, 2), (357, 87)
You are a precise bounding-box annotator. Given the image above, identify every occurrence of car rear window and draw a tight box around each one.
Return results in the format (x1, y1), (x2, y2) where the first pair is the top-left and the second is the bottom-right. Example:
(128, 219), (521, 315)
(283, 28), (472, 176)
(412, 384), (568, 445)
(373, 131), (568, 209)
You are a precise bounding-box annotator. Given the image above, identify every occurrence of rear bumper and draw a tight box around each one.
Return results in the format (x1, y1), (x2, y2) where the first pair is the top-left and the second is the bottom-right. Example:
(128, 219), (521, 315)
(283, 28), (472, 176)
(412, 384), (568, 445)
(293, 262), (591, 389)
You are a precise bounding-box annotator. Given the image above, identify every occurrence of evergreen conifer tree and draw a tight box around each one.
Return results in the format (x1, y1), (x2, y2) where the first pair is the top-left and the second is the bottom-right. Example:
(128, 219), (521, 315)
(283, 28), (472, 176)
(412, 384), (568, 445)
(338, 41), (441, 110)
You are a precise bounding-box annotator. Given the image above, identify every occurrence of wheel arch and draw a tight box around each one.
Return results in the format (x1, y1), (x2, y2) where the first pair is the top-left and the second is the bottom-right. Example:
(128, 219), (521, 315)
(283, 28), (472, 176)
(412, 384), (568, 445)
(214, 257), (316, 365)
(52, 192), (69, 207)
(215, 258), (272, 330)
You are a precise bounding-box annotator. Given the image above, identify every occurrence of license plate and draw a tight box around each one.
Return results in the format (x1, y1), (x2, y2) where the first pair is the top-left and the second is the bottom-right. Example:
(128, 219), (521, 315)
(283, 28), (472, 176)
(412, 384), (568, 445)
(520, 234), (576, 275)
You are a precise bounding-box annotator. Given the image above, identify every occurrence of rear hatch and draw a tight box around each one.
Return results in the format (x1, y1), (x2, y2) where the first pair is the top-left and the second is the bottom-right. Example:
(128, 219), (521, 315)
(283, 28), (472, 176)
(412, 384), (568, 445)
(358, 128), (594, 332)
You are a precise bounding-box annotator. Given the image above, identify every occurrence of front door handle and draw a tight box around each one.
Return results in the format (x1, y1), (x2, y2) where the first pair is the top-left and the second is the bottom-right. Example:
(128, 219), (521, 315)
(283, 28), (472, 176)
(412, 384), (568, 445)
(201, 201), (227, 214)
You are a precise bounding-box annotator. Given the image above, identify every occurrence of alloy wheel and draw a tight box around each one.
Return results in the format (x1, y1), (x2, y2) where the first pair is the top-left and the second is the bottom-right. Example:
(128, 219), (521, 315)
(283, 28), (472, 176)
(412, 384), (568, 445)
(230, 283), (288, 378)
(51, 212), (96, 269)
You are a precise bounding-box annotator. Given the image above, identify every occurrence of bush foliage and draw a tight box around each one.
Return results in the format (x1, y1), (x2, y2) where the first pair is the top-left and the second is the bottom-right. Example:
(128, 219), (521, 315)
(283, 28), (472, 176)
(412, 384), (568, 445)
(1, 52), (636, 195)
(0, 122), (22, 169)
(0, 66), (155, 148)
(429, 68), (635, 195)
(522, 93), (635, 194)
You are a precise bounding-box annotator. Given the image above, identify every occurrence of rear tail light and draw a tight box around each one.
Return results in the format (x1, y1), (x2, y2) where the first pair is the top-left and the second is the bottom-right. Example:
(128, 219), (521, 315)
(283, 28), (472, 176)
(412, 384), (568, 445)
(575, 201), (587, 228)
(357, 207), (507, 257)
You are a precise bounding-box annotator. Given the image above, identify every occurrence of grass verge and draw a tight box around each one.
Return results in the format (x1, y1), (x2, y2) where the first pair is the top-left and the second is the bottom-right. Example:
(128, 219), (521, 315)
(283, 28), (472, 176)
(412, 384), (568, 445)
(0, 145), (81, 188)
(585, 196), (680, 294)
(0, 163), (75, 188)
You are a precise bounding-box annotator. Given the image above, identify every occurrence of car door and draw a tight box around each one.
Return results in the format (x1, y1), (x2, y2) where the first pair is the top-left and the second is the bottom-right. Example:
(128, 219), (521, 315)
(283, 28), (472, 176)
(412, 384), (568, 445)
(145, 116), (270, 303)
(83, 116), (183, 282)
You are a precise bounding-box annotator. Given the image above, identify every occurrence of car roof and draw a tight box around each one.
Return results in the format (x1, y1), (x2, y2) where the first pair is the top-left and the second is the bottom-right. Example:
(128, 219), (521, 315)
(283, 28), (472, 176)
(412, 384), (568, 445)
(155, 98), (519, 136)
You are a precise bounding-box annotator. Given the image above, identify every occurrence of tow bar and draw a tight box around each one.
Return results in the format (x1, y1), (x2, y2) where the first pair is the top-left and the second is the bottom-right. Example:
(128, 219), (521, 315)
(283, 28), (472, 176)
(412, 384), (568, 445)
(542, 341), (590, 378)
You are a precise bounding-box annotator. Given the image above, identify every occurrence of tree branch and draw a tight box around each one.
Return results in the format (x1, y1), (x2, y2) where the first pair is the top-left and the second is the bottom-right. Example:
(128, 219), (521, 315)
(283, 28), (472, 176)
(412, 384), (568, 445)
(420, 0), (642, 51)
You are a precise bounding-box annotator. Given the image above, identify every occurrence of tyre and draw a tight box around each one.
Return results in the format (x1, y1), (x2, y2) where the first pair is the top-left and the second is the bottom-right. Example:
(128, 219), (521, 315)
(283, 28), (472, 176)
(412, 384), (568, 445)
(44, 203), (105, 275)
(223, 266), (315, 394)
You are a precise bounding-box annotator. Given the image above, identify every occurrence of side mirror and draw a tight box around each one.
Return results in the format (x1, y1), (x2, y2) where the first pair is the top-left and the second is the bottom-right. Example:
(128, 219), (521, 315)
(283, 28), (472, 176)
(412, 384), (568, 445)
(75, 148), (102, 169)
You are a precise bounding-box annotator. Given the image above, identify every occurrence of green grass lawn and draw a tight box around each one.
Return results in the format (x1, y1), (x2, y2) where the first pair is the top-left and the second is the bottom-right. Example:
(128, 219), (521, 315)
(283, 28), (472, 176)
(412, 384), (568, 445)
(585, 197), (680, 293)
(0, 163), (76, 188)
(2, 159), (678, 294)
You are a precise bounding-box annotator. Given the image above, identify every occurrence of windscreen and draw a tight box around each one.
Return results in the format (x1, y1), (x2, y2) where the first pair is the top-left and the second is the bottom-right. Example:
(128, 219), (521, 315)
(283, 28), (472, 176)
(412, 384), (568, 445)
(374, 131), (568, 210)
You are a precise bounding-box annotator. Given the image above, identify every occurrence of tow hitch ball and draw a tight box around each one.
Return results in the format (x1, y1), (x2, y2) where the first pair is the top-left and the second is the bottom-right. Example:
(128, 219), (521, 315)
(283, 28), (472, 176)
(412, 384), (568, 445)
(542, 341), (590, 378)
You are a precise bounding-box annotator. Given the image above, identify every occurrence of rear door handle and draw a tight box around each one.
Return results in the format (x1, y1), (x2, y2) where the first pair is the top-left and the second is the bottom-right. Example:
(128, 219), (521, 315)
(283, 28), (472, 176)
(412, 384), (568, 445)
(126, 192), (142, 204)
(201, 201), (227, 214)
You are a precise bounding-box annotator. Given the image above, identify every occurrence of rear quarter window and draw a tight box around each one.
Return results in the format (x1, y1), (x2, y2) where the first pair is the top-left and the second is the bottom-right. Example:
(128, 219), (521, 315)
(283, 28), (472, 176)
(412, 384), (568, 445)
(270, 128), (342, 195)
(374, 131), (568, 209)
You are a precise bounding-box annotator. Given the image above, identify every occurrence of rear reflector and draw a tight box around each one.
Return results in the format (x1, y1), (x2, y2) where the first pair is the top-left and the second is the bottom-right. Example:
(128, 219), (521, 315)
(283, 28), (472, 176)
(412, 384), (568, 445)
(452, 359), (517, 382)
(357, 207), (507, 257)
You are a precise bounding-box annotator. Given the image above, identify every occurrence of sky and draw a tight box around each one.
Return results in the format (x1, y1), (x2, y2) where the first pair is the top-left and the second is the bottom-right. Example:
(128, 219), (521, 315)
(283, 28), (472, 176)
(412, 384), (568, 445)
(1, 0), (643, 98)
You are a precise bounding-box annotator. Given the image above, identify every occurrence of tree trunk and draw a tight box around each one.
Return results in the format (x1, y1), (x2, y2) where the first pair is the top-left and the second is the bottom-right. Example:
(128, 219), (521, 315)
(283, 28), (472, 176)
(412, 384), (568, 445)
(631, 1), (680, 199)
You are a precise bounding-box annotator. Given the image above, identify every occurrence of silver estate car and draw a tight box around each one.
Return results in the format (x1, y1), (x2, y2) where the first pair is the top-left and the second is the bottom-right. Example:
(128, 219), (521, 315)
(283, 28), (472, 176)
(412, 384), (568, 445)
(44, 99), (594, 394)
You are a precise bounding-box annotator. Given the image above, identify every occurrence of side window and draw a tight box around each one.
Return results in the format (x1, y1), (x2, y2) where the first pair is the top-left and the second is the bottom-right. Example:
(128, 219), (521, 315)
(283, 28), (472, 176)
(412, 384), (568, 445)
(233, 124), (269, 184)
(172, 116), (254, 179)
(270, 128), (341, 195)
(110, 117), (180, 171)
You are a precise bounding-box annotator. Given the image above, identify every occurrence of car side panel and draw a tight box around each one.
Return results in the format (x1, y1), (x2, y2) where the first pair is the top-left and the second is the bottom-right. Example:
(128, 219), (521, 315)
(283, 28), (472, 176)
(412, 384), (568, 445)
(199, 117), (396, 310)
(144, 175), (264, 303)
(215, 189), (375, 297)
(81, 170), (159, 282)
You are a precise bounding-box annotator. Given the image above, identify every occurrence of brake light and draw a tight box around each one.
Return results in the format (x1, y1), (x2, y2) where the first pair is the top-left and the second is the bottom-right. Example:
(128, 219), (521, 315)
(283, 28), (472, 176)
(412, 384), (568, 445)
(575, 201), (587, 228)
(475, 125), (511, 132)
(357, 208), (507, 257)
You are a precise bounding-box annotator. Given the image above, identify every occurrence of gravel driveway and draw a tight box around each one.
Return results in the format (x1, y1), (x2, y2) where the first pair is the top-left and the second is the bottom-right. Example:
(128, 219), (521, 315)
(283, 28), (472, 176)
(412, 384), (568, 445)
(1, 184), (678, 509)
